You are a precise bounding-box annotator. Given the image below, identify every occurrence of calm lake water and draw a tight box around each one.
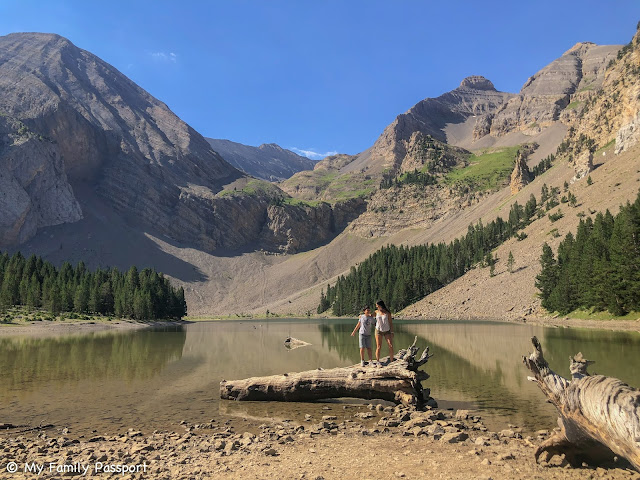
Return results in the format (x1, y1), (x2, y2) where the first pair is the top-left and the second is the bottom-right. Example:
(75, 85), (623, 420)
(1, 319), (639, 436)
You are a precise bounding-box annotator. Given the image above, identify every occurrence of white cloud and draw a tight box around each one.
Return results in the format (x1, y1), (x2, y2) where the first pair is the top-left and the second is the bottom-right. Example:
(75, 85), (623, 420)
(290, 147), (339, 160)
(150, 51), (177, 63)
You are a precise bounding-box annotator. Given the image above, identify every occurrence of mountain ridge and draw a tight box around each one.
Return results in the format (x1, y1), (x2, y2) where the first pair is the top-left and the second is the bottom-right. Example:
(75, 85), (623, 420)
(1, 28), (637, 321)
(0, 32), (356, 255)
(205, 138), (315, 181)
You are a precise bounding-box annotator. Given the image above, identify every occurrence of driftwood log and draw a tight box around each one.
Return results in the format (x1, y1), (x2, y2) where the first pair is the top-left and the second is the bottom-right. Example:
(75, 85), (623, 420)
(220, 337), (435, 409)
(284, 337), (311, 350)
(523, 336), (640, 471)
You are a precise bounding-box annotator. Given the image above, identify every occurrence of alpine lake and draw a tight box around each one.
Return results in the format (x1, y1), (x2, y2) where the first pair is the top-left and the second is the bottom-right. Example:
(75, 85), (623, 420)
(2, 319), (639, 437)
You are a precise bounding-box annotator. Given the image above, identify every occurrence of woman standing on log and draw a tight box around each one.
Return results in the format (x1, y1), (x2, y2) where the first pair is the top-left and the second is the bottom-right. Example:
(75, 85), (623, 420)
(374, 300), (394, 366)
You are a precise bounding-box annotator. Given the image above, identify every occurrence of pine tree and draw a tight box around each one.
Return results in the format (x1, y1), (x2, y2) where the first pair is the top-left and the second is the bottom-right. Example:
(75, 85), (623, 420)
(507, 251), (515, 273)
(133, 290), (145, 319)
(607, 206), (639, 314)
(74, 279), (90, 313)
(26, 274), (41, 310)
(535, 243), (557, 309)
(540, 184), (549, 204)
(48, 281), (62, 315)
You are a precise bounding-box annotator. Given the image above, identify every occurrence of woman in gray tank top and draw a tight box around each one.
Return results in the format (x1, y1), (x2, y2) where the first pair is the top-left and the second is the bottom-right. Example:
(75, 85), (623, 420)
(374, 300), (394, 366)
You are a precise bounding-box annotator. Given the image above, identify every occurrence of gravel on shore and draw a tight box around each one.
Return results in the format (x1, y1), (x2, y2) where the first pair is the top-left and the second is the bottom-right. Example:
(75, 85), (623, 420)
(2, 406), (638, 480)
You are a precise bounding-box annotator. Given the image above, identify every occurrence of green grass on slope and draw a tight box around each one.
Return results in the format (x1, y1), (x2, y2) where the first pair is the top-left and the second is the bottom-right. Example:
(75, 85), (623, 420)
(595, 138), (615, 154)
(323, 175), (376, 201)
(443, 145), (520, 191)
(217, 179), (281, 198)
(283, 171), (376, 203)
(281, 197), (324, 207)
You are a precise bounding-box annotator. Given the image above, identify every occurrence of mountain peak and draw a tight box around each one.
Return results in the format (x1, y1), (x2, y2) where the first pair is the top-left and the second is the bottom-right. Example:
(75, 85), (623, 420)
(258, 143), (283, 151)
(2, 32), (74, 48)
(563, 41), (597, 56)
(458, 76), (496, 91)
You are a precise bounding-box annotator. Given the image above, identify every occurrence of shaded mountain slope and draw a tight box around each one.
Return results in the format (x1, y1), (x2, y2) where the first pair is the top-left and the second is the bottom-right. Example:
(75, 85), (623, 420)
(0, 32), (244, 250)
(206, 138), (315, 181)
(0, 33), (357, 254)
(0, 114), (82, 246)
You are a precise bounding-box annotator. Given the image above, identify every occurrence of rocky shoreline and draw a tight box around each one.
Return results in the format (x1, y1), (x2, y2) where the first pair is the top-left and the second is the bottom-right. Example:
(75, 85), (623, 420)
(1, 314), (638, 339)
(0, 319), (188, 337)
(2, 405), (638, 480)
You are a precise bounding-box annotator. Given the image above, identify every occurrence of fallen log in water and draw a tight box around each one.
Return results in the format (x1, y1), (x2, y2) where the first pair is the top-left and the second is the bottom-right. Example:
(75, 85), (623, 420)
(523, 336), (640, 471)
(221, 337), (436, 409)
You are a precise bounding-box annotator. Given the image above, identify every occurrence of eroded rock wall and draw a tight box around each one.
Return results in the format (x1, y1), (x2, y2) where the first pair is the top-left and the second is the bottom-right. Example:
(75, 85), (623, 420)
(0, 116), (82, 247)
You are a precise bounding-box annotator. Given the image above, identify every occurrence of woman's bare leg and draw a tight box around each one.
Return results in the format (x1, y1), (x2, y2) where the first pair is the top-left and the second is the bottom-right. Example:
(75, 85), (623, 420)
(385, 335), (394, 362)
(375, 333), (382, 362)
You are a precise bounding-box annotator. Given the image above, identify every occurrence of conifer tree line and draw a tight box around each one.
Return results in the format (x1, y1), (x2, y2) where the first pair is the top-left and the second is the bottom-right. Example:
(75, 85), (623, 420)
(0, 252), (187, 320)
(318, 191), (545, 316)
(530, 153), (554, 178)
(536, 191), (640, 316)
(380, 168), (438, 189)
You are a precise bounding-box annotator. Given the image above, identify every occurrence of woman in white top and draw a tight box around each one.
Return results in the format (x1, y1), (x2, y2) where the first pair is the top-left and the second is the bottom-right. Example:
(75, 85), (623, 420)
(374, 300), (394, 365)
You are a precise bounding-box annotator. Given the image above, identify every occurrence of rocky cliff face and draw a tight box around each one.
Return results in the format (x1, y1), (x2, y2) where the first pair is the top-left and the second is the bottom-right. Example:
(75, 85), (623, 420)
(347, 183), (487, 238)
(509, 150), (531, 194)
(568, 29), (640, 155)
(485, 43), (620, 137)
(261, 197), (366, 252)
(205, 138), (315, 181)
(509, 145), (537, 194)
(0, 33), (353, 254)
(358, 76), (514, 175)
(323, 44), (619, 189)
(0, 32), (246, 248)
(0, 116), (82, 247)
(572, 150), (593, 182)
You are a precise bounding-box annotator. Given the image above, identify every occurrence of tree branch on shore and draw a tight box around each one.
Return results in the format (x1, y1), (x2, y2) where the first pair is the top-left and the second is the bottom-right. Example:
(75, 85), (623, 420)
(523, 336), (640, 471)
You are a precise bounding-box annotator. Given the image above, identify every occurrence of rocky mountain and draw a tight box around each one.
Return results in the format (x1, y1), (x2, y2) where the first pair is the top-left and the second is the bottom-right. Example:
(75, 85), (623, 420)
(279, 154), (370, 202)
(281, 44), (620, 220)
(0, 115), (82, 246)
(344, 76), (515, 177)
(485, 42), (620, 137)
(0, 33), (355, 254)
(340, 44), (618, 178)
(1, 27), (636, 320)
(568, 31), (640, 154)
(257, 37), (634, 319)
(205, 138), (315, 181)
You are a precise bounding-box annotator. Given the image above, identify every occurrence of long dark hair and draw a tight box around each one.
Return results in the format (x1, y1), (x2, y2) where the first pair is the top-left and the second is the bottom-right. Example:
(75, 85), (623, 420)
(376, 300), (390, 314)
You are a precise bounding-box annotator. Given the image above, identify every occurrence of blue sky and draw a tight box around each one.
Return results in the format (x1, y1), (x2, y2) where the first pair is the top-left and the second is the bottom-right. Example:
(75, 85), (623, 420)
(1, 1), (639, 159)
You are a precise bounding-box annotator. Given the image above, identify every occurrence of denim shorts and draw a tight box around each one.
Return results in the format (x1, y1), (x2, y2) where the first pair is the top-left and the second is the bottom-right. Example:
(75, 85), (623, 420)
(359, 334), (372, 349)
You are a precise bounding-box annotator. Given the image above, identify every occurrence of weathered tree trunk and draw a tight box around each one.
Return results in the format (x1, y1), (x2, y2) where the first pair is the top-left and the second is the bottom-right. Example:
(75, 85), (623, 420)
(523, 336), (640, 471)
(221, 337), (435, 409)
